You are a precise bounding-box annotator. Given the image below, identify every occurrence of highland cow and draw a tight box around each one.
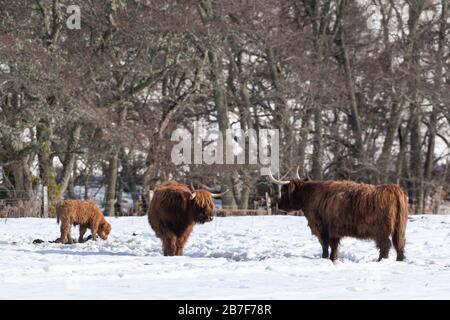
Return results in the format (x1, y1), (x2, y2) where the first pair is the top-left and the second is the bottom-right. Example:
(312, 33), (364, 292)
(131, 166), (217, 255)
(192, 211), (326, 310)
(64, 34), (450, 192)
(269, 168), (408, 262)
(55, 200), (111, 244)
(148, 181), (226, 256)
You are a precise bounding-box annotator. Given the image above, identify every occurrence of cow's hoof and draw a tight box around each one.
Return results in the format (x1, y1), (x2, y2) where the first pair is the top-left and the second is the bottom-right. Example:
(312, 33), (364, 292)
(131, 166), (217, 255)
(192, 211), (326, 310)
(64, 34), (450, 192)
(64, 238), (76, 244)
(396, 254), (405, 261)
(33, 239), (45, 244)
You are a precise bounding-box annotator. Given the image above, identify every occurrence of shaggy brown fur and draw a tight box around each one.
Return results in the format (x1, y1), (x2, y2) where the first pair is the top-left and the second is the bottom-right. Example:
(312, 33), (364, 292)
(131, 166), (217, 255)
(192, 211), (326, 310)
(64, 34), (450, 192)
(277, 178), (408, 261)
(55, 200), (112, 244)
(148, 181), (216, 256)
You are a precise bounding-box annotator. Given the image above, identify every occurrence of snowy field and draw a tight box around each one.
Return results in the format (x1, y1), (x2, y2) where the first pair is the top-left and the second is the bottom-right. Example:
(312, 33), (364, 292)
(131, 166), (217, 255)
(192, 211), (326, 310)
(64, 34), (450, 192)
(0, 215), (449, 300)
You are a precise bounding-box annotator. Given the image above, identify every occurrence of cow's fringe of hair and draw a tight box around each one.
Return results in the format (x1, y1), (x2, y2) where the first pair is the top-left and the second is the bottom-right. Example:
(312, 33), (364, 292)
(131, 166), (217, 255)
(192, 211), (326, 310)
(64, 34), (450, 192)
(154, 181), (215, 212)
(191, 190), (215, 212)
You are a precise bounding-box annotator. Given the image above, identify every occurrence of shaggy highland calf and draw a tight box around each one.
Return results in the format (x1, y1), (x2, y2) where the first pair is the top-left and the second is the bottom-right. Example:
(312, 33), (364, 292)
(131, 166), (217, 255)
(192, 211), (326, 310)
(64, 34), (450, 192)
(269, 169), (408, 262)
(55, 200), (112, 244)
(148, 181), (225, 256)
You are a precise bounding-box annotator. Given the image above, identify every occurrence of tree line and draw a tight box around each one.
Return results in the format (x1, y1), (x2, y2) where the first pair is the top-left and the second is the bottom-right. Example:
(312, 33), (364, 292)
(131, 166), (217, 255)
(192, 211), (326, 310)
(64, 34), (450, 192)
(0, 0), (449, 215)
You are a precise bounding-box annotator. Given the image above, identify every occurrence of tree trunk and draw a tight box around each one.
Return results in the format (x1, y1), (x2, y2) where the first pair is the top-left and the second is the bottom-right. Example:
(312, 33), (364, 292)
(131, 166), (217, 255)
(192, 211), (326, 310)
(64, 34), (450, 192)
(423, 108), (437, 211)
(67, 176), (76, 199)
(232, 53), (258, 210)
(120, 148), (139, 214)
(58, 122), (82, 198)
(115, 175), (123, 216)
(298, 107), (313, 175)
(338, 25), (364, 161)
(240, 187), (250, 210)
(311, 104), (323, 180)
(266, 47), (294, 171)
(208, 48), (237, 209)
(104, 105), (127, 216)
(409, 102), (423, 214)
(84, 165), (91, 200)
(377, 99), (403, 181)
(37, 119), (56, 202)
(395, 125), (407, 185)
(104, 154), (118, 216)
(9, 158), (33, 200)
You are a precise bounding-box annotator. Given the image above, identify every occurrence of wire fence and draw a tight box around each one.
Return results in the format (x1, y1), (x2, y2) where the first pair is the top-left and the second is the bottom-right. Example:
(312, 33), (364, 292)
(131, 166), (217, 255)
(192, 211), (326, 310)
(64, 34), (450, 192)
(1, 185), (448, 218)
(0, 187), (276, 218)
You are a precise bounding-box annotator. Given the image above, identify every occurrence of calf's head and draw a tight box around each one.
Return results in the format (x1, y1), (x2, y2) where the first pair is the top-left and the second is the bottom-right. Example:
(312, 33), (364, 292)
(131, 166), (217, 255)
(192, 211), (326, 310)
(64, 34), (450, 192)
(98, 221), (112, 240)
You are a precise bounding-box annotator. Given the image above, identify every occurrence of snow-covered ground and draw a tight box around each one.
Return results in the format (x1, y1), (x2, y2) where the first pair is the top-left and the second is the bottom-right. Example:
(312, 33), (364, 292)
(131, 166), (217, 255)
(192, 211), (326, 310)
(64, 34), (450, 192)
(0, 215), (449, 299)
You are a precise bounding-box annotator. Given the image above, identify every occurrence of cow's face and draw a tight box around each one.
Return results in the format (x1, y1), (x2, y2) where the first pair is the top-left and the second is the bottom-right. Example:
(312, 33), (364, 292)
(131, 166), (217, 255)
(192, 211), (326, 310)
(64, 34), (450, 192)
(98, 221), (112, 240)
(277, 178), (309, 212)
(190, 190), (215, 224)
(196, 209), (214, 224)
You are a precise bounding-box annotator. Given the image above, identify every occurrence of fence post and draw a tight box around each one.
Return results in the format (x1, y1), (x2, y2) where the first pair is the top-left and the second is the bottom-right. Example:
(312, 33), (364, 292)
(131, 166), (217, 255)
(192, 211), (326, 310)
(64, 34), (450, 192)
(42, 186), (49, 218)
(265, 192), (271, 215)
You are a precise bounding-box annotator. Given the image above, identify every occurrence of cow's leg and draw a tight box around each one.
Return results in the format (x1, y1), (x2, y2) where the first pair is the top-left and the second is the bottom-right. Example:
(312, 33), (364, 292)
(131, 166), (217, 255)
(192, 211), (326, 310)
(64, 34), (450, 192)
(162, 239), (169, 256)
(162, 235), (177, 256)
(176, 225), (193, 256)
(329, 237), (341, 261)
(174, 237), (183, 256)
(376, 237), (391, 261)
(392, 230), (406, 261)
(318, 229), (329, 259)
(78, 225), (87, 243)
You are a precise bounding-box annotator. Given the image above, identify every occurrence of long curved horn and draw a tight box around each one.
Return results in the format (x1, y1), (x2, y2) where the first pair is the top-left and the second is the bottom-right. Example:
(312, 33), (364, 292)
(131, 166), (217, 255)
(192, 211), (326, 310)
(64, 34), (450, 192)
(199, 183), (216, 192)
(296, 166), (301, 179)
(268, 168), (290, 185)
(211, 189), (229, 198)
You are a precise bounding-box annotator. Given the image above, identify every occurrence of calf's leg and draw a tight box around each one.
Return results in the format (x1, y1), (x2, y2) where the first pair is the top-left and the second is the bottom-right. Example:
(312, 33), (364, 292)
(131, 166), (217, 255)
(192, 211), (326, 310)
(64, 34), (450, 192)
(60, 220), (73, 244)
(78, 225), (88, 243)
(59, 224), (67, 244)
(90, 221), (100, 241)
(66, 227), (73, 244)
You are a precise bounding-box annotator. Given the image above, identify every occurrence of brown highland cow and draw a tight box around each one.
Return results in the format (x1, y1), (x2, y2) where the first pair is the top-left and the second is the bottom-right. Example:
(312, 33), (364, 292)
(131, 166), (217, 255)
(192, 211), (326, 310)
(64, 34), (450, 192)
(55, 200), (111, 244)
(148, 181), (226, 256)
(269, 168), (408, 262)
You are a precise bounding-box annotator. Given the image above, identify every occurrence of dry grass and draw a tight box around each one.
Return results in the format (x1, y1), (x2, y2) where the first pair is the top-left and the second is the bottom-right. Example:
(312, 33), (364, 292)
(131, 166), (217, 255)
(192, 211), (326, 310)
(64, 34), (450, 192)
(0, 199), (41, 218)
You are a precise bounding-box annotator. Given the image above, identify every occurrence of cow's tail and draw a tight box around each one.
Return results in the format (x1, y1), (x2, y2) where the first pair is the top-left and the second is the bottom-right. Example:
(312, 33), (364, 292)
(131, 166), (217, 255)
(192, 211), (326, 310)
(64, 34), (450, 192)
(393, 188), (408, 261)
